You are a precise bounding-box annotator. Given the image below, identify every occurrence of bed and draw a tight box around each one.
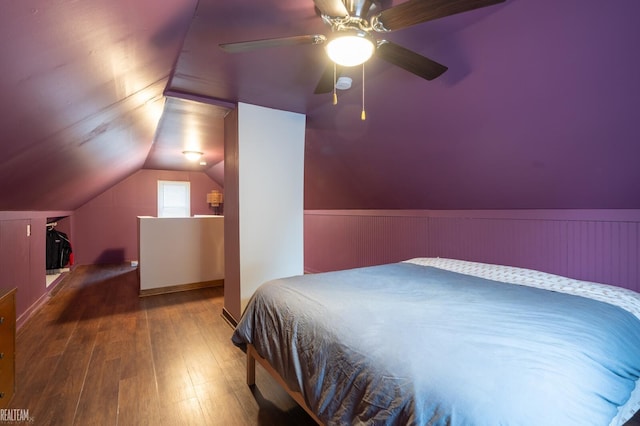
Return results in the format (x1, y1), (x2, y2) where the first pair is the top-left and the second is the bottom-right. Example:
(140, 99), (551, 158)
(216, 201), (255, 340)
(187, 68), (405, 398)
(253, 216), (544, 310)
(232, 258), (640, 425)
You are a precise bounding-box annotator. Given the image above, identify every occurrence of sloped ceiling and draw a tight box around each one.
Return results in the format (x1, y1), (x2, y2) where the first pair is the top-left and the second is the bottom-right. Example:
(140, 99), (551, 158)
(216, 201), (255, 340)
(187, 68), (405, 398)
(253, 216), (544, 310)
(0, 0), (198, 210)
(1, 0), (639, 211)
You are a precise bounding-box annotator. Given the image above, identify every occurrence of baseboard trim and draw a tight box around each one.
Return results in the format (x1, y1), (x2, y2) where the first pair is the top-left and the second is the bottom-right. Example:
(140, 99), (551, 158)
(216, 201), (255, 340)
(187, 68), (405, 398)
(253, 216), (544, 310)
(221, 307), (238, 328)
(139, 279), (223, 297)
(17, 270), (71, 331)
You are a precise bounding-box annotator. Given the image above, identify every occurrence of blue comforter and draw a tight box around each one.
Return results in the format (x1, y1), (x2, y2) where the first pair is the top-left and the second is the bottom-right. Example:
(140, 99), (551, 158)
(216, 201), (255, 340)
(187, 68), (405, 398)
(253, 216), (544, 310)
(232, 263), (640, 425)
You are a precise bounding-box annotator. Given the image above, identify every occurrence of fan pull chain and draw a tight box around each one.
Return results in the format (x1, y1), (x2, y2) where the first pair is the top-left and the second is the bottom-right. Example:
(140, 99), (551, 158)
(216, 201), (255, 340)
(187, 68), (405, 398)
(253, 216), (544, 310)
(361, 63), (366, 121)
(332, 63), (338, 105)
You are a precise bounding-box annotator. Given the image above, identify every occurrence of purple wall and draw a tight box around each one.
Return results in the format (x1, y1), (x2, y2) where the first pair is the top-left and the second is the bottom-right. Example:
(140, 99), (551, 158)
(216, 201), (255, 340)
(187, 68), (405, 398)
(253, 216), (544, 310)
(0, 210), (73, 326)
(304, 210), (640, 292)
(72, 169), (222, 265)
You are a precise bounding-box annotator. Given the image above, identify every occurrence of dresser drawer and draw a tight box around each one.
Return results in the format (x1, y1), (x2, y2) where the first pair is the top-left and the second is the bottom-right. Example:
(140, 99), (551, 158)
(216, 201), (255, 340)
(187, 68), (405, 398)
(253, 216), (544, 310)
(0, 288), (16, 409)
(0, 319), (14, 344)
(0, 359), (14, 403)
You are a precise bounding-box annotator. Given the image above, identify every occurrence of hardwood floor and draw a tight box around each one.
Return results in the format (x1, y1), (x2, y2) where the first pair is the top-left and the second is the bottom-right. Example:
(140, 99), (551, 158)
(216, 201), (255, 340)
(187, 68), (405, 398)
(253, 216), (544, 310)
(9, 264), (640, 426)
(9, 264), (316, 426)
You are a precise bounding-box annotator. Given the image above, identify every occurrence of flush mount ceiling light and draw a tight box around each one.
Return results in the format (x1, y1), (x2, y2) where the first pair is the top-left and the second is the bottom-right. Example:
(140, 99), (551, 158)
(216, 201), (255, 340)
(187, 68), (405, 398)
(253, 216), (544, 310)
(182, 150), (203, 162)
(325, 31), (375, 67)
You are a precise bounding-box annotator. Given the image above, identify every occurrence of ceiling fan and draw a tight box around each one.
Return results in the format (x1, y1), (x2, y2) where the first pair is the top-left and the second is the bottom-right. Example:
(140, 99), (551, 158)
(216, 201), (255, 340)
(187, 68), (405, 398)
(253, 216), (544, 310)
(219, 0), (506, 94)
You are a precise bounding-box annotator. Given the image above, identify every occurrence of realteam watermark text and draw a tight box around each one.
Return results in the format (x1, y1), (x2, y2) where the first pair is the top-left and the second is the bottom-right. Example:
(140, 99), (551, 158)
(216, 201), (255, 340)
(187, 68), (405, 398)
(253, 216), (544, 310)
(0, 409), (34, 424)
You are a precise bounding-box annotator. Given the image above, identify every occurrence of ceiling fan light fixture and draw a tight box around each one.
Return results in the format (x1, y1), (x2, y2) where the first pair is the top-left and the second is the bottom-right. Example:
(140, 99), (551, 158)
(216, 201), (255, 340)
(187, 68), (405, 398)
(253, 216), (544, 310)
(326, 31), (374, 67)
(182, 150), (203, 162)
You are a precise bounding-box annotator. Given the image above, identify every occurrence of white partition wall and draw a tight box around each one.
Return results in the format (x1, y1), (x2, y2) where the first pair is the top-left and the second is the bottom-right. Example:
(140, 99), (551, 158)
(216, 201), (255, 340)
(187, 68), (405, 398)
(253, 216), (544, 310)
(138, 216), (224, 293)
(224, 103), (305, 320)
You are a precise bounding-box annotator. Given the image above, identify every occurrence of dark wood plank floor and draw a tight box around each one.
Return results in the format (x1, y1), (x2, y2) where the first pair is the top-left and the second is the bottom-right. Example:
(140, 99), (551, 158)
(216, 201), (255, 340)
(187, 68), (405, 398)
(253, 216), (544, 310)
(9, 264), (316, 426)
(9, 264), (640, 426)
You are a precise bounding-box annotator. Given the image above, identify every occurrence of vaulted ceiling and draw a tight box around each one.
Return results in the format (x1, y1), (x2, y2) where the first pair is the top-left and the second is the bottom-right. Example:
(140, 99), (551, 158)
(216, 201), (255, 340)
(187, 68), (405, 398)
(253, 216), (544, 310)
(1, 0), (639, 211)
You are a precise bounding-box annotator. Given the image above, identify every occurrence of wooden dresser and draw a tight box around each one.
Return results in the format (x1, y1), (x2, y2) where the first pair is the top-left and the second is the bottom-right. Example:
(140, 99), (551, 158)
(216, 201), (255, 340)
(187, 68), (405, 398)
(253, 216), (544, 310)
(0, 288), (16, 408)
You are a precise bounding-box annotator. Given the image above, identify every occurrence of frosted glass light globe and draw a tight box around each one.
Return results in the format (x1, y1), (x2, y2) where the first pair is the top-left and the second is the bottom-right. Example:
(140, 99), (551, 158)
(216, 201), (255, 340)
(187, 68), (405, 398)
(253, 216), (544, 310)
(326, 33), (374, 67)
